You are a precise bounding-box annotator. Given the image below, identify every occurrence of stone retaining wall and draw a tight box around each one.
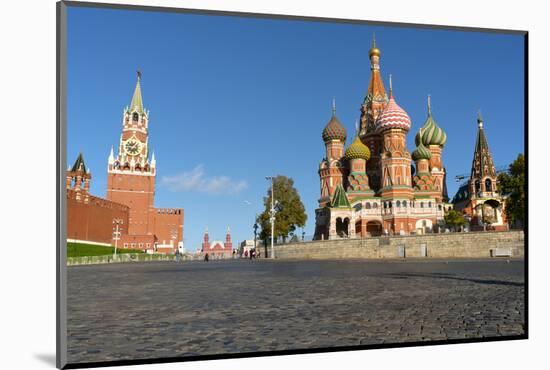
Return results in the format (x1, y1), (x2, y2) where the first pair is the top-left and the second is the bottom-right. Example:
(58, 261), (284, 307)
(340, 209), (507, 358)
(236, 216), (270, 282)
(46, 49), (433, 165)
(270, 230), (524, 260)
(67, 253), (176, 266)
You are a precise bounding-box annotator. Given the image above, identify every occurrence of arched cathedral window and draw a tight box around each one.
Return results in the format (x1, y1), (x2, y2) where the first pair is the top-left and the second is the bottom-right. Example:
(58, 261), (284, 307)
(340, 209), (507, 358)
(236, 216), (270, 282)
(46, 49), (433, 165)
(485, 179), (493, 192)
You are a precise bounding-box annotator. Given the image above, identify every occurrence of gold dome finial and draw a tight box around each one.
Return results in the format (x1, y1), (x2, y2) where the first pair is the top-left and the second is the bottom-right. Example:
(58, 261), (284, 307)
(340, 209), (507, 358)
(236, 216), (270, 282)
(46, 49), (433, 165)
(369, 33), (381, 58)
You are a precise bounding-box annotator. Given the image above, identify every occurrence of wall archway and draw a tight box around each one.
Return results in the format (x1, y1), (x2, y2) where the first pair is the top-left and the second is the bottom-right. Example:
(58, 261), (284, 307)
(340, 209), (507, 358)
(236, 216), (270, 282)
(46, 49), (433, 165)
(366, 220), (382, 237)
(336, 218), (349, 237)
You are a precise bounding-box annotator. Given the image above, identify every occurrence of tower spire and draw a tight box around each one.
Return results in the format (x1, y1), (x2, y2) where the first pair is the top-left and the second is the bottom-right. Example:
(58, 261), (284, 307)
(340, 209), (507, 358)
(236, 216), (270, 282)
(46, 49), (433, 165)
(332, 96), (336, 115)
(130, 70), (144, 114)
(471, 110), (494, 179)
(477, 109), (483, 128)
(388, 74), (393, 98)
(427, 94), (432, 115)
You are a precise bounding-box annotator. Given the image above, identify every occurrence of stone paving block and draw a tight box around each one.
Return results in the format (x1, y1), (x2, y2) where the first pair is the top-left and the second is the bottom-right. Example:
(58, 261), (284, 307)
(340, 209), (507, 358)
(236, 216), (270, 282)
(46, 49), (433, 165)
(67, 259), (525, 364)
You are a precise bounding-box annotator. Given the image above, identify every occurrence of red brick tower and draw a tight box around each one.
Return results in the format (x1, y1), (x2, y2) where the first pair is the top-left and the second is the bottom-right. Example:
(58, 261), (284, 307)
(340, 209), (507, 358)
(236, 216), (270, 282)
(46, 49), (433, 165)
(66, 153), (91, 203)
(106, 71), (156, 236)
(202, 226), (210, 251)
(224, 226), (233, 250)
(360, 36), (389, 192)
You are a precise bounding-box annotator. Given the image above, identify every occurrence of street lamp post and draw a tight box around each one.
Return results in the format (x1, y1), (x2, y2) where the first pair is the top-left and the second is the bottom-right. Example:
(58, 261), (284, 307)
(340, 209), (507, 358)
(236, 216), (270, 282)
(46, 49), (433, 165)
(253, 217), (258, 253)
(112, 219), (123, 257)
(266, 176), (276, 259)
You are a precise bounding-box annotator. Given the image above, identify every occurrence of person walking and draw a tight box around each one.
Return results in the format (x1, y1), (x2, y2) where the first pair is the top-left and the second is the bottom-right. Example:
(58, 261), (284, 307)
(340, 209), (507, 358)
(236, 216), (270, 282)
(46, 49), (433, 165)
(204, 252), (209, 262)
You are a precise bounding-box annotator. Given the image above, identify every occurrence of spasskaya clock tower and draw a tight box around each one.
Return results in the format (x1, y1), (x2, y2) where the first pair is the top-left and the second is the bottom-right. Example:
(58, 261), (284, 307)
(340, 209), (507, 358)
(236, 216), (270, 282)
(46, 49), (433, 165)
(106, 71), (157, 236)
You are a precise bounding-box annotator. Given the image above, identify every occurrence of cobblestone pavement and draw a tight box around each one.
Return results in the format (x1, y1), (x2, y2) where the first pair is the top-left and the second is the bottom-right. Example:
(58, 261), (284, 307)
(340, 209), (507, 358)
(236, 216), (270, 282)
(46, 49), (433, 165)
(67, 259), (525, 364)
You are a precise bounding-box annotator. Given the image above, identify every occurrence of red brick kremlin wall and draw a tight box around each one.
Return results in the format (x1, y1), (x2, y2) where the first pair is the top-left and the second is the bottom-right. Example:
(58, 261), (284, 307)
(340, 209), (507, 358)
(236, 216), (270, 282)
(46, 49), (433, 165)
(67, 189), (129, 245)
(152, 208), (184, 250)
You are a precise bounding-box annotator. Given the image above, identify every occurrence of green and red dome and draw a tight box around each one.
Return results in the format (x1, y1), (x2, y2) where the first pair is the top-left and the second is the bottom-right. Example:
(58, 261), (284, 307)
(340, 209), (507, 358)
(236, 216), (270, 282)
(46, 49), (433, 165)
(415, 98), (447, 147)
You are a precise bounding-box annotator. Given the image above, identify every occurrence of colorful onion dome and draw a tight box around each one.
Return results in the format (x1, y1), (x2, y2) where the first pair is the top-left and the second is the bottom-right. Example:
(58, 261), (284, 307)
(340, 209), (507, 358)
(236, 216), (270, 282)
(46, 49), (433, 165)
(322, 99), (347, 142)
(375, 77), (411, 133)
(415, 96), (447, 147)
(412, 130), (432, 161)
(345, 135), (371, 161)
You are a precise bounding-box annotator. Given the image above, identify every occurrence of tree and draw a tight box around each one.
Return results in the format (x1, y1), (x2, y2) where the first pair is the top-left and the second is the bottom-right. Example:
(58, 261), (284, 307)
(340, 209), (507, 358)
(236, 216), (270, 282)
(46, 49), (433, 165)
(444, 209), (466, 232)
(497, 153), (525, 228)
(258, 175), (307, 243)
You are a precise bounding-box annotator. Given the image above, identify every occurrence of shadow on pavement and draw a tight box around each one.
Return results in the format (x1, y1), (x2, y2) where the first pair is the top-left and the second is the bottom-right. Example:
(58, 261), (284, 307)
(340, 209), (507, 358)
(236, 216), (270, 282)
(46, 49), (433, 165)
(384, 273), (524, 287)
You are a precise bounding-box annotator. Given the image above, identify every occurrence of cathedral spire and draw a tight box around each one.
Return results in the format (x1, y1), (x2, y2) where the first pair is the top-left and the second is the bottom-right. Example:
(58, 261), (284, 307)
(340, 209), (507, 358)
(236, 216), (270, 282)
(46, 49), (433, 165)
(130, 70), (144, 114)
(332, 96), (336, 115)
(471, 110), (495, 179)
(365, 35), (386, 102)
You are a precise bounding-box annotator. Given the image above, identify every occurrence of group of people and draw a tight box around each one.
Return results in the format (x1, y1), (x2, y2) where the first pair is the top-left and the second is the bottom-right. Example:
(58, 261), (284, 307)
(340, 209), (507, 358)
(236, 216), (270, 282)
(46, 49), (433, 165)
(241, 248), (259, 259)
(202, 248), (260, 262)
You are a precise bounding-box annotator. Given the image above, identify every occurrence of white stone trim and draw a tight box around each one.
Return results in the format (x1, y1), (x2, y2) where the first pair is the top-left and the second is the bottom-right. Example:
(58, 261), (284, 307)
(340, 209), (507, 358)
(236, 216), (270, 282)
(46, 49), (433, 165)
(67, 239), (112, 247)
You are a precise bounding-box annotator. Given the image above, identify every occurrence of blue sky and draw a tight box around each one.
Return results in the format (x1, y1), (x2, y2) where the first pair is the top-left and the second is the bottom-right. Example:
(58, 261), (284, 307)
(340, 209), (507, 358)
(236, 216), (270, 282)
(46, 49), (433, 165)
(67, 6), (524, 250)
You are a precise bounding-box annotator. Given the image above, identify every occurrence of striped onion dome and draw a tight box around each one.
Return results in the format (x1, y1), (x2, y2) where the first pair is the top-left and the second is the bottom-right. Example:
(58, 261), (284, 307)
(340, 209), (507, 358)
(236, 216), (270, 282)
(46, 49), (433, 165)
(412, 133), (432, 161)
(375, 93), (411, 133)
(345, 135), (371, 161)
(322, 111), (347, 142)
(415, 97), (447, 147)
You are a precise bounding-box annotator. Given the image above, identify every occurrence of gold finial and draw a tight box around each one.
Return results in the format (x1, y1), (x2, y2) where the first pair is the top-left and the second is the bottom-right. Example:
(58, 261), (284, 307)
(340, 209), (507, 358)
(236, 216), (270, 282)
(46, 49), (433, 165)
(332, 96), (336, 115)
(369, 33), (381, 58)
(388, 74), (393, 97)
(355, 119), (359, 134)
(137, 69), (142, 81)
(428, 94), (432, 115)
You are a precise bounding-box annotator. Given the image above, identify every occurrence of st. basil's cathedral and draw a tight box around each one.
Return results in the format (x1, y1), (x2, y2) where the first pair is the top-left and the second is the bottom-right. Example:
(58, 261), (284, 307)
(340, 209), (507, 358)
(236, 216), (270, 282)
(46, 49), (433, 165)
(314, 39), (507, 240)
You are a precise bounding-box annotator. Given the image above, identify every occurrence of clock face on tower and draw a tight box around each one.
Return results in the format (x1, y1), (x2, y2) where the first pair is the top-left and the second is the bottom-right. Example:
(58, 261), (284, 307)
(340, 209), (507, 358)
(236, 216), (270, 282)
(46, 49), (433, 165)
(125, 139), (141, 156)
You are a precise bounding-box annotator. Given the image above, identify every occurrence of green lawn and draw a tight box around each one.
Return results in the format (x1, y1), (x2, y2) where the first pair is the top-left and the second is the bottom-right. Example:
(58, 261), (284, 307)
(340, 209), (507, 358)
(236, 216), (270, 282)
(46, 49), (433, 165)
(67, 242), (144, 257)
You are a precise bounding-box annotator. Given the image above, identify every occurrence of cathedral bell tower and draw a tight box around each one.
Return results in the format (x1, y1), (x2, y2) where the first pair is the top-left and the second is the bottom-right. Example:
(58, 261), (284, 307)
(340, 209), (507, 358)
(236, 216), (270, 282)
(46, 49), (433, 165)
(107, 71), (157, 236)
(318, 99), (347, 207)
(469, 111), (498, 198)
(360, 36), (388, 192)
